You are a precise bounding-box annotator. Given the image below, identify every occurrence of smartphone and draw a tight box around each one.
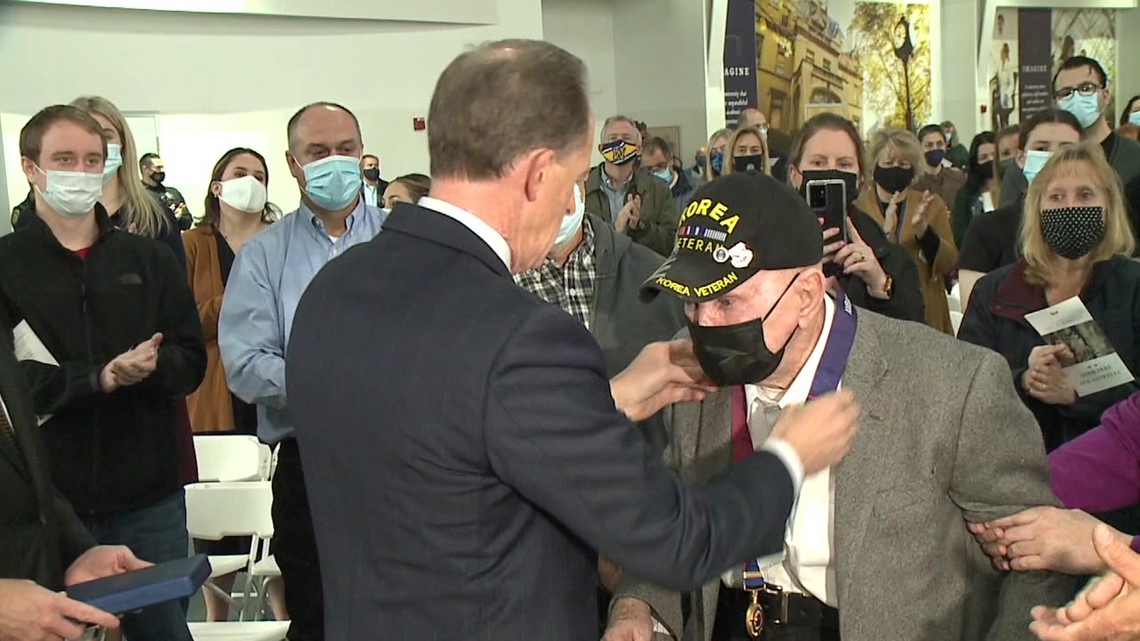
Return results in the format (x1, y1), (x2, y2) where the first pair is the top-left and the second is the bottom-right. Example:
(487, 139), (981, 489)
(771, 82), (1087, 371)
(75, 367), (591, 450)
(805, 179), (848, 278)
(805, 179), (848, 239)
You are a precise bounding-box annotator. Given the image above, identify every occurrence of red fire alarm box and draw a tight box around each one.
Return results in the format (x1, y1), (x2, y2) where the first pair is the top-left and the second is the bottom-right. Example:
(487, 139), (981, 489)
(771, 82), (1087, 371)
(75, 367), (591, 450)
(413, 117), (426, 131)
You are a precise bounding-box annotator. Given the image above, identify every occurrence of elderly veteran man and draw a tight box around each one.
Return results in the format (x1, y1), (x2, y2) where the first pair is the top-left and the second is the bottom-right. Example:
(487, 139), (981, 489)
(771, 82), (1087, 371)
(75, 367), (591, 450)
(603, 171), (1079, 641)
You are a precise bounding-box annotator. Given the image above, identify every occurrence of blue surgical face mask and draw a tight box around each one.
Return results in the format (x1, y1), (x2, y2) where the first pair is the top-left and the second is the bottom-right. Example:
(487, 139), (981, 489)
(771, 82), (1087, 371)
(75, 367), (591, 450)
(710, 150), (724, 174)
(554, 184), (586, 247)
(1130, 111), (1140, 127)
(297, 155), (363, 210)
(651, 167), (672, 183)
(1059, 93), (1102, 129)
(1022, 150), (1053, 185)
(102, 143), (122, 184)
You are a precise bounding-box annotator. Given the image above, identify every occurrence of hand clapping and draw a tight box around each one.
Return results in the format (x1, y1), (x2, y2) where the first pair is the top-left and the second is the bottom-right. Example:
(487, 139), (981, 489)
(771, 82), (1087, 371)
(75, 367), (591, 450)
(100, 333), (163, 393)
(1023, 345), (1077, 406)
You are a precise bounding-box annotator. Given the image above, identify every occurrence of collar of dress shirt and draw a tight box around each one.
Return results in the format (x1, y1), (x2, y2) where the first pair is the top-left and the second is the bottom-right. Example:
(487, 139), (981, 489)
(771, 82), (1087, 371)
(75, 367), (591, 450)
(418, 197), (512, 271)
(747, 294), (837, 410)
(300, 198), (368, 237)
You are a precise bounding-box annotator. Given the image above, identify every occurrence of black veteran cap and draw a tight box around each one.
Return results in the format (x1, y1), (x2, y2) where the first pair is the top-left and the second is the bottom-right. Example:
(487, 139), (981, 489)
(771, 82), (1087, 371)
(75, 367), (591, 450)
(640, 171), (824, 303)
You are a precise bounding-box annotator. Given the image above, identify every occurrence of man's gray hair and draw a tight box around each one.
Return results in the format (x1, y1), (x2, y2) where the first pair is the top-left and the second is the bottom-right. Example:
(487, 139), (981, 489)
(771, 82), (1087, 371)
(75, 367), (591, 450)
(602, 115), (641, 142)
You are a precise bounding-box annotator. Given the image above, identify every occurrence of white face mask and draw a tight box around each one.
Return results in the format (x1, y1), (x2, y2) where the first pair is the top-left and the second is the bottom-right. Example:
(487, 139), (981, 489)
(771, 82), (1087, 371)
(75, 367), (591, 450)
(35, 166), (103, 219)
(217, 175), (268, 213)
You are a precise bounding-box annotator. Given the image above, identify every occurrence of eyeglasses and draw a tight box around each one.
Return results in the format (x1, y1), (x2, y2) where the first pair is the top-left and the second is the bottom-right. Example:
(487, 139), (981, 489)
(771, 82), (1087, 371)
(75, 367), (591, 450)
(1054, 82), (1103, 101)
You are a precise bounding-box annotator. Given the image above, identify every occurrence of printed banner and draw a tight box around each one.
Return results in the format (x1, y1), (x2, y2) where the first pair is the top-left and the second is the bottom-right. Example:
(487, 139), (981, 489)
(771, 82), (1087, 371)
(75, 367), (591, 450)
(724, 0), (759, 129)
(745, 0), (931, 138)
(1016, 9), (1053, 124)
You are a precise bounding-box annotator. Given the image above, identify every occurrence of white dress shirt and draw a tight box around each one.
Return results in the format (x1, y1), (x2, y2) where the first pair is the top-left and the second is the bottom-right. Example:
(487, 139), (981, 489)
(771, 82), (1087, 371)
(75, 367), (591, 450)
(363, 183), (380, 207)
(418, 197), (512, 271)
(745, 295), (838, 606)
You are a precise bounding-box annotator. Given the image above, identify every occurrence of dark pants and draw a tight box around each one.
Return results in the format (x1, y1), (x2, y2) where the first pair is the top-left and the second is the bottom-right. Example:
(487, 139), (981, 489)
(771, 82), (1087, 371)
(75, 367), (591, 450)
(711, 588), (840, 641)
(273, 440), (324, 641)
(82, 490), (191, 641)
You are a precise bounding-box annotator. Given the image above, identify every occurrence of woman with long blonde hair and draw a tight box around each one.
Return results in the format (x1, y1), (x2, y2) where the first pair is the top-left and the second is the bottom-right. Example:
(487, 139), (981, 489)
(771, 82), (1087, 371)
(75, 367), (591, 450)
(959, 141), (1140, 452)
(721, 126), (770, 176)
(70, 96), (185, 269)
(701, 128), (731, 182)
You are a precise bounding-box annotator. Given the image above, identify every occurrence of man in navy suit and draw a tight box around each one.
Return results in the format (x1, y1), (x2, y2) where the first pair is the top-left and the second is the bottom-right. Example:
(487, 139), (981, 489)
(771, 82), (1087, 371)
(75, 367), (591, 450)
(286, 39), (860, 641)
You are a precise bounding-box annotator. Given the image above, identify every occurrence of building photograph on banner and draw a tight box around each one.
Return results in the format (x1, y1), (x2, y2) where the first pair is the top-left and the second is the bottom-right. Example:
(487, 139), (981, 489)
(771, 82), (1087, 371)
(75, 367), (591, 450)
(730, 0), (932, 140)
(989, 7), (1117, 128)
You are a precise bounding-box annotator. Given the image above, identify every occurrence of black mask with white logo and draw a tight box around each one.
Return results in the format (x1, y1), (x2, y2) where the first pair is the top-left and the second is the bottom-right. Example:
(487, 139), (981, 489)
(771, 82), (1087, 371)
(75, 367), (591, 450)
(734, 154), (764, 174)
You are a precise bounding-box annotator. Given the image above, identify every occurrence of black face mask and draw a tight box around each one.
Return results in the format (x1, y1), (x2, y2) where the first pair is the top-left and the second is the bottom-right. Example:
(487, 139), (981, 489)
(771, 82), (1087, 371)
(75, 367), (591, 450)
(151, 171), (166, 184)
(976, 160), (995, 181)
(363, 168), (381, 181)
(688, 274), (800, 386)
(733, 154), (764, 173)
(1040, 206), (1106, 260)
(873, 165), (914, 194)
(796, 169), (859, 205)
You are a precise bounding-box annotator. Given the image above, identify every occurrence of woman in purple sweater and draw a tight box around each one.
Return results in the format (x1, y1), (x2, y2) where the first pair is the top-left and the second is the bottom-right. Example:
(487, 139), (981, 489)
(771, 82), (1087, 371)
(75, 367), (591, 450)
(970, 390), (1140, 574)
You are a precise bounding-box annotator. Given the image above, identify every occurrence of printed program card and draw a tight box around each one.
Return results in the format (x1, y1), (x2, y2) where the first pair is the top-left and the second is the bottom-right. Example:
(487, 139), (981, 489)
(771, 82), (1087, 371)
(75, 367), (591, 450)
(1024, 297), (1134, 397)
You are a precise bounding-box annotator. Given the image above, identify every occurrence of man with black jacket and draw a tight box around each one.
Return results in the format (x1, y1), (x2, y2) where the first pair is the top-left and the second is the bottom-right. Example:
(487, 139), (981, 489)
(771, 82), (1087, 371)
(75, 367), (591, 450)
(0, 324), (151, 641)
(0, 105), (206, 641)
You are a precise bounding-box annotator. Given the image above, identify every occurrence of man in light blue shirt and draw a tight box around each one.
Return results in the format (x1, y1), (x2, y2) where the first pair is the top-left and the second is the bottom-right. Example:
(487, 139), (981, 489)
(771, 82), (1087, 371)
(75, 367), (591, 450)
(219, 101), (385, 641)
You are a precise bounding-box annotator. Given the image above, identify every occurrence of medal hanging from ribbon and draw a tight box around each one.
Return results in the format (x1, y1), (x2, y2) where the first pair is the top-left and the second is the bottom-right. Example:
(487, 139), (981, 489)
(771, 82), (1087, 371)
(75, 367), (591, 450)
(740, 291), (857, 638)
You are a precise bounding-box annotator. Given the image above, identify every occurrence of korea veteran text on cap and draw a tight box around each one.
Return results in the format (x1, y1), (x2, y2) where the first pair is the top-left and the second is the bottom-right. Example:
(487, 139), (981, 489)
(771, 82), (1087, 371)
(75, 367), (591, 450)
(640, 172), (824, 303)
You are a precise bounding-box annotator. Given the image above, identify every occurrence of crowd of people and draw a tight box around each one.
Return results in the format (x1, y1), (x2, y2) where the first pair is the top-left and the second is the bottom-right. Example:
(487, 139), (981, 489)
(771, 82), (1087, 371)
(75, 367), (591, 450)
(3, 39), (1140, 641)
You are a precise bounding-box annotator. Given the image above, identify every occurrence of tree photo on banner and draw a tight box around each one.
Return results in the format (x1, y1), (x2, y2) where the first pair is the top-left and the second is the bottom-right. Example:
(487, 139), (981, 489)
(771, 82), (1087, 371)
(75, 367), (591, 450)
(848, 1), (931, 134)
(743, 0), (931, 139)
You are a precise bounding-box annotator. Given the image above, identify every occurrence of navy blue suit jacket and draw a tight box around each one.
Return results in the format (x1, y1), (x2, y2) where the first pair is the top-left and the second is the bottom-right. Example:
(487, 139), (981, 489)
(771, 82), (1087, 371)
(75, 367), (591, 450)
(286, 202), (796, 641)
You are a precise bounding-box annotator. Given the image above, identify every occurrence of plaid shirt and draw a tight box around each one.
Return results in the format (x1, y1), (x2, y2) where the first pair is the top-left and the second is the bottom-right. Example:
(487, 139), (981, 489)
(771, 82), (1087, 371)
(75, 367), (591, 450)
(513, 218), (597, 329)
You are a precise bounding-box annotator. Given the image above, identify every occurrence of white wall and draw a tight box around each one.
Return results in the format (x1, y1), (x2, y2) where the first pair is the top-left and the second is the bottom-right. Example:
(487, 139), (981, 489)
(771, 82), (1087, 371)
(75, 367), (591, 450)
(542, 0), (618, 165)
(0, 0), (543, 230)
(613, 0), (709, 165)
(1119, 8), (1140, 106)
(941, 0), (984, 138)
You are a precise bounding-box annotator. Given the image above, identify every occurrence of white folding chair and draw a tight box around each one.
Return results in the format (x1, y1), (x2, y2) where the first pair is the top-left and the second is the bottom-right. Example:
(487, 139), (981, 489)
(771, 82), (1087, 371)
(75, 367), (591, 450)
(194, 435), (272, 482)
(189, 621), (290, 641)
(948, 282), (962, 314)
(185, 481), (275, 622)
(950, 310), (964, 336)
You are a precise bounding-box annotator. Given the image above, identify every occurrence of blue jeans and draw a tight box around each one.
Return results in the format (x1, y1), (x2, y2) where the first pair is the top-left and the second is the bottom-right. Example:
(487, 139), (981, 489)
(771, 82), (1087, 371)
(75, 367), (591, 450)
(83, 490), (192, 641)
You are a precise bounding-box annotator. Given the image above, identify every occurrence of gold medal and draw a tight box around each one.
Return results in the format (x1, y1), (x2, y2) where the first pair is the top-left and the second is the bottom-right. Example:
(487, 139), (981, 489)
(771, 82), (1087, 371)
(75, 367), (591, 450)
(745, 589), (764, 638)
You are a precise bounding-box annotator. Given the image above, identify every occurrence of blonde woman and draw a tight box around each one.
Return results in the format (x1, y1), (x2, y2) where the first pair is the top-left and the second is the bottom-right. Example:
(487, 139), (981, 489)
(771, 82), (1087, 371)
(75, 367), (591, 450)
(721, 126), (770, 176)
(855, 128), (958, 334)
(701, 128), (730, 182)
(959, 141), (1139, 452)
(70, 96), (184, 270)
